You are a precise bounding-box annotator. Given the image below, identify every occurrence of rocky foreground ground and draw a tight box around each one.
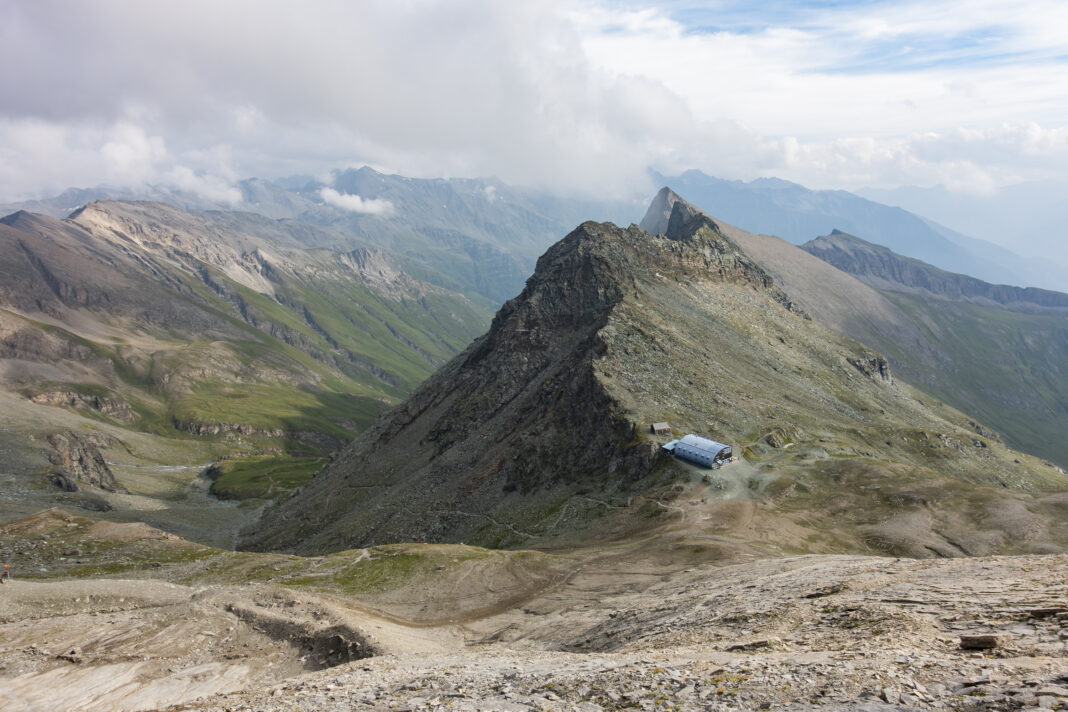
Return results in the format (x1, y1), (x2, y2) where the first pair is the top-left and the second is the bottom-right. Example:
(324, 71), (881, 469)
(3, 550), (1065, 712)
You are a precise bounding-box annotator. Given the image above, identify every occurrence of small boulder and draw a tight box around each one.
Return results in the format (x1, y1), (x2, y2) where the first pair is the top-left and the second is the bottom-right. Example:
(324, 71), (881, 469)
(960, 633), (1007, 650)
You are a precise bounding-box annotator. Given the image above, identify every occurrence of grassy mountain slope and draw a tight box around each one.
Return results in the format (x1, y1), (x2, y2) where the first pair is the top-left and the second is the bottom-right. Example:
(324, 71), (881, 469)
(242, 196), (1068, 558)
(796, 230), (1068, 468)
(648, 187), (1068, 470)
(0, 201), (489, 514)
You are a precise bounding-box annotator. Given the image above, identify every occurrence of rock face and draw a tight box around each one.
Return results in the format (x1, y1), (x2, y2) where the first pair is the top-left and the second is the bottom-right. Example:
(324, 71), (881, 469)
(242, 190), (1068, 557)
(847, 354), (894, 384)
(46, 431), (121, 492)
(638, 186), (684, 236)
(29, 391), (136, 422)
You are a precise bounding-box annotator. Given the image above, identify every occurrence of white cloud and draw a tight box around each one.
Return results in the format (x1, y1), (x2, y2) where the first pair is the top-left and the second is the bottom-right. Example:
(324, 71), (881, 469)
(319, 187), (394, 216)
(166, 166), (242, 205)
(99, 123), (168, 183)
(0, 0), (1065, 200)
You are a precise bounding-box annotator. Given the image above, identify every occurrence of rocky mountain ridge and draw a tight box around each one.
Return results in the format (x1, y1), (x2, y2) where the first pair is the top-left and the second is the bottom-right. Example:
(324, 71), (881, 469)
(242, 192), (1068, 557)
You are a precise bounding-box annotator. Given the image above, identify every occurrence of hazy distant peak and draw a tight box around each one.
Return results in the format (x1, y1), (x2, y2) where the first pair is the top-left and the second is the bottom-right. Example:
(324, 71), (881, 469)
(0, 209), (35, 226)
(639, 186), (723, 246)
(809, 230), (891, 254)
(0, 209), (80, 238)
(638, 186), (686, 236)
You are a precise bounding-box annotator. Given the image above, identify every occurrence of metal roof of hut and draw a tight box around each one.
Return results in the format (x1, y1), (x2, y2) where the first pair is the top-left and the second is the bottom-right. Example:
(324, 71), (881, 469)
(673, 434), (732, 466)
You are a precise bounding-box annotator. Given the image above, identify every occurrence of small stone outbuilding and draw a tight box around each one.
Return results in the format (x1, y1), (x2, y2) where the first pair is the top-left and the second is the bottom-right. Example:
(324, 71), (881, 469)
(651, 422), (671, 435)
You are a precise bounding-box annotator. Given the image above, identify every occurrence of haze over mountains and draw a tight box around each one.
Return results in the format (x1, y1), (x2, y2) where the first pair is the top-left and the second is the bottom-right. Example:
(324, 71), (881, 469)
(859, 181), (1068, 265)
(6, 165), (1064, 300)
(0, 167), (643, 307)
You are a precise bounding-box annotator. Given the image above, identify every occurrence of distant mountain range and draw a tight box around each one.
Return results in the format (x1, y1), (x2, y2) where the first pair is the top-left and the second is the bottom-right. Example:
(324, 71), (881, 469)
(652, 170), (1067, 292)
(1, 169), (644, 307)
(6, 167), (1062, 298)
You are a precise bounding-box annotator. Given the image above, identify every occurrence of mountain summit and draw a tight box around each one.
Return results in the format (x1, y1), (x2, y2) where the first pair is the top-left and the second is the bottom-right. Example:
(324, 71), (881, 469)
(242, 192), (1068, 557)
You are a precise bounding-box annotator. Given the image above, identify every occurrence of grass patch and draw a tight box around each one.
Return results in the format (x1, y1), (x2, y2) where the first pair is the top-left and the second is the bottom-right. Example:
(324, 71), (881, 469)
(207, 454), (327, 500)
(169, 382), (389, 443)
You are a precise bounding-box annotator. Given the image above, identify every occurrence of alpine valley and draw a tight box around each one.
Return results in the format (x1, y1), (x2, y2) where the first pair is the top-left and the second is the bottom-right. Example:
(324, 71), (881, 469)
(2, 179), (1067, 712)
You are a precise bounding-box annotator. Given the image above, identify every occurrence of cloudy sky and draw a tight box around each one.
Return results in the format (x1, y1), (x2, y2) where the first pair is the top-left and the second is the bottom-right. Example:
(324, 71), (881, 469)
(1, 0), (1066, 201)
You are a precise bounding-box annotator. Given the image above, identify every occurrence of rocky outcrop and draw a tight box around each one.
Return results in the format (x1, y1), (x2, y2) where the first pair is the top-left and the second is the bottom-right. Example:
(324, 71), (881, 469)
(29, 390), (136, 422)
(847, 352), (894, 384)
(645, 190), (805, 315)
(638, 186), (684, 236)
(172, 418), (285, 439)
(46, 430), (123, 492)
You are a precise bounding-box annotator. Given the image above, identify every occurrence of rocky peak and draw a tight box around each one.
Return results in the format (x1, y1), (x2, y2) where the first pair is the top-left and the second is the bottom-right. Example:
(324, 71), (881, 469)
(490, 221), (632, 331)
(663, 197), (721, 243)
(487, 201), (797, 351)
(639, 186), (732, 246)
(638, 186), (685, 235)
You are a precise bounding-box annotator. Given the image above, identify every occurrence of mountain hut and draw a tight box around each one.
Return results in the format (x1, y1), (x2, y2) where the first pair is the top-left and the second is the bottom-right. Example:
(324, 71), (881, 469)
(651, 422), (671, 435)
(673, 434), (732, 468)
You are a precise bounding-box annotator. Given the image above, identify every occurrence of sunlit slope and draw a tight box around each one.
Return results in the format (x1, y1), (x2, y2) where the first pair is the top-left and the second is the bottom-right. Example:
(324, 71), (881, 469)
(0, 201), (489, 455)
